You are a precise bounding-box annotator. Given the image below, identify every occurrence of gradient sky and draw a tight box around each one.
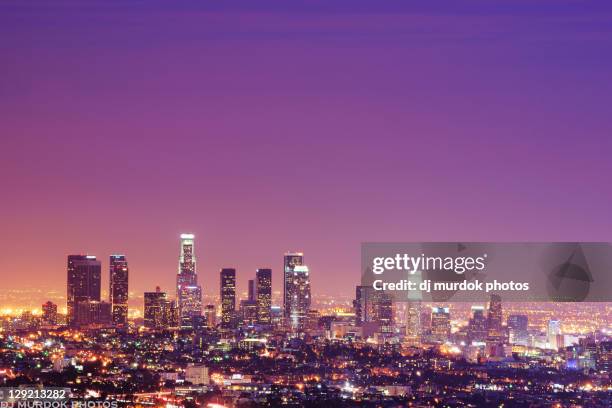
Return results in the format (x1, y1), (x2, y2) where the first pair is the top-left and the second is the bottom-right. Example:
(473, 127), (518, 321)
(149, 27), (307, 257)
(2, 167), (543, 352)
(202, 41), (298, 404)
(2, 1), (612, 300)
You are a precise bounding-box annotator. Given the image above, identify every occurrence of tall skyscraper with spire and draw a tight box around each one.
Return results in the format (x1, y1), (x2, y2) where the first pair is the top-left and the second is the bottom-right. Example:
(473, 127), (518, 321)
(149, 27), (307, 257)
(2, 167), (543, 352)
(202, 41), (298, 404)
(176, 233), (202, 328)
(283, 252), (311, 331)
(109, 254), (129, 326)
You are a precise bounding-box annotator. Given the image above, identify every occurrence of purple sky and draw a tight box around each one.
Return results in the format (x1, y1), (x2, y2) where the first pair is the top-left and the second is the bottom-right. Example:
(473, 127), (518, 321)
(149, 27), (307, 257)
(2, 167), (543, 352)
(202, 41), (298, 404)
(1, 1), (612, 300)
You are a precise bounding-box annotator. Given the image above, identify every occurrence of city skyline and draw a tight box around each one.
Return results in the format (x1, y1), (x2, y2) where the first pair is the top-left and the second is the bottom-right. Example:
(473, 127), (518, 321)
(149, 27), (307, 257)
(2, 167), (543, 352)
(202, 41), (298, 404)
(38, 246), (612, 339)
(0, 236), (330, 300)
(2, 2), (612, 406)
(51, 234), (317, 325)
(52, 236), (612, 334)
(4, 245), (610, 406)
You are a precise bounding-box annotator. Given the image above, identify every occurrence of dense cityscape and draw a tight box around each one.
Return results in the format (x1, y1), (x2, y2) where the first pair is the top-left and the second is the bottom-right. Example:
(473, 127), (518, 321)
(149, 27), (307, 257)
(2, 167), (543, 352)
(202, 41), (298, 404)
(0, 234), (610, 407)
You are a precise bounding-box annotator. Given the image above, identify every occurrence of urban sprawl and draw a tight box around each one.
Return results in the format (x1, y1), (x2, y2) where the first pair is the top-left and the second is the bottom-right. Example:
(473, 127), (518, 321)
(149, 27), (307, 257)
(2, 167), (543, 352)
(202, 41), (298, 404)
(0, 234), (610, 407)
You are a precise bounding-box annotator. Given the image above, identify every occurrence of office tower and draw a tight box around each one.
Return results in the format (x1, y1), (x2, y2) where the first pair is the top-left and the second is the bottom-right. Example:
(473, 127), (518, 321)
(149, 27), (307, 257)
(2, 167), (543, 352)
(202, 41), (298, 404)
(248, 280), (255, 301)
(109, 254), (129, 326)
(144, 286), (172, 329)
(204, 304), (216, 328)
(486, 294), (503, 342)
(371, 291), (394, 332)
(220, 268), (237, 329)
(168, 300), (179, 328)
(507, 314), (529, 346)
(283, 252), (311, 331)
(468, 306), (488, 344)
(420, 307), (432, 333)
(548, 319), (562, 350)
(283, 252), (303, 320)
(67, 255), (101, 326)
(404, 301), (422, 346)
(240, 277), (258, 327)
(176, 233), (202, 328)
(354, 285), (394, 332)
(74, 300), (112, 326)
(354, 285), (371, 326)
(182, 286), (202, 324)
(431, 307), (451, 343)
(240, 299), (258, 327)
(42, 301), (58, 325)
(256, 268), (272, 325)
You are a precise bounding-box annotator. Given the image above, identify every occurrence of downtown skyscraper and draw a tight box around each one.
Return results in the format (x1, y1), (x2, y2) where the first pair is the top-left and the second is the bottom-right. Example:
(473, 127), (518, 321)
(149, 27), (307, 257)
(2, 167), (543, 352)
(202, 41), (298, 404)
(467, 305), (488, 344)
(176, 233), (202, 328)
(144, 286), (174, 329)
(42, 301), (58, 326)
(220, 268), (237, 330)
(283, 252), (311, 331)
(354, 285), (373, 326)
(255, 268), (272, 325)
(431, 306), (451, 343)
(486, 294), (504, 343)
(109, 254), (129, 326)
(404, 301), (422, 346)
(67, 255), (101, 327)
(508, 314), (529, 346)
(240, 279), (257, 327)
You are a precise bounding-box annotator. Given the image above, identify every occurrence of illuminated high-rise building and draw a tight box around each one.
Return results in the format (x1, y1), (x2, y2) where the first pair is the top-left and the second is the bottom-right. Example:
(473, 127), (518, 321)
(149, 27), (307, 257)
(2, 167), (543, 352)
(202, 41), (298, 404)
(468, 305), (487, 344)
(372, 291), (394, 333)
(354, 285), (369, 326)
(404, 301), (422, 346)
(239, 279), (258, 327)
(75, 300), (112, 326)
(176, 233), (202, 328)
(181, 285), (202, 325)
(204, 304), (216, 328)
(548, 319), (562, 350)
(486, 294), (503, 342)
(67, 255), (101, 327)
(508, 314), (529, 346)
(144, 286), (172, 329)
(256, 268), (272, 325)
(42, 301), (58, 326)
(283, 252), (311, 331)
(420, 307), (432, 333)
(220, 268), (237, 329)
(247, 279), (255, 301)
(240, 299), (258, 327)
(109, 254), (129, 326)
(283, 252), (303, 320)
(431, 306), (451, 343)
(354, 285), (395, 335)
